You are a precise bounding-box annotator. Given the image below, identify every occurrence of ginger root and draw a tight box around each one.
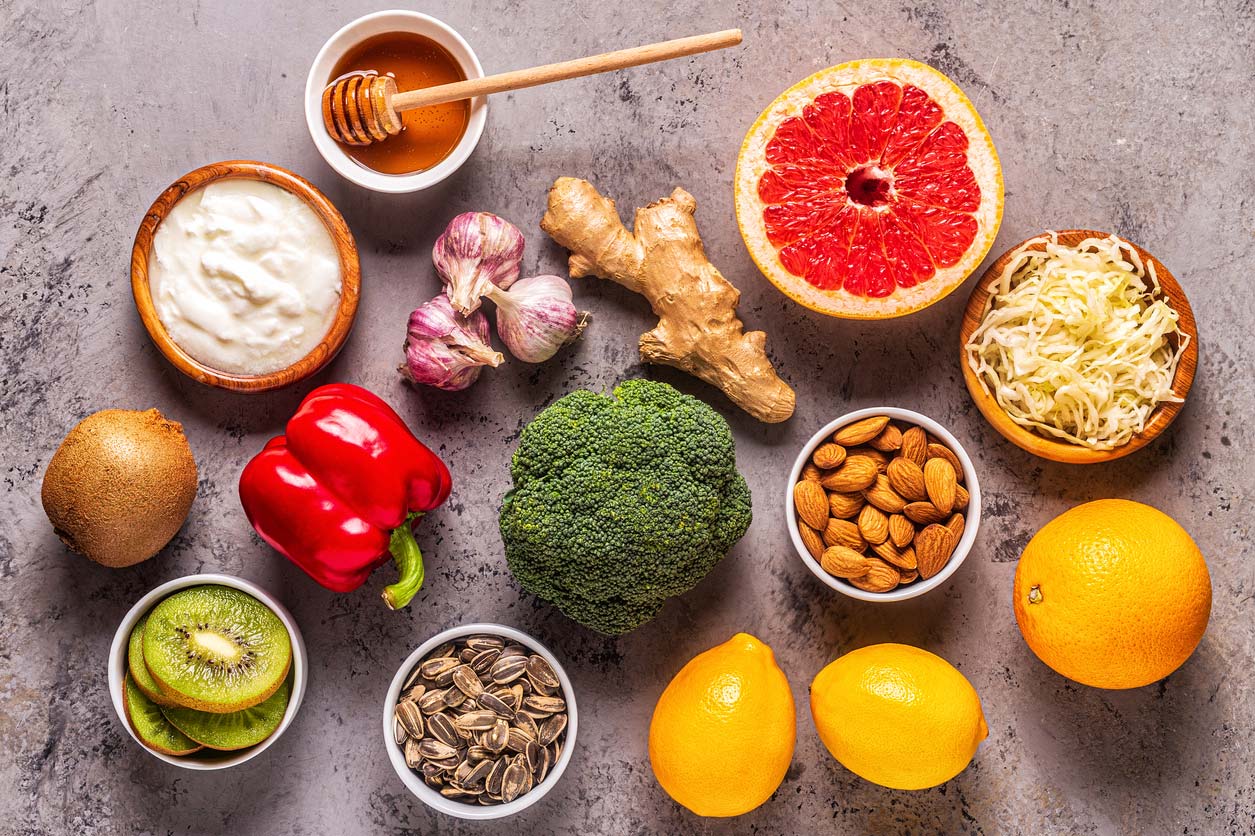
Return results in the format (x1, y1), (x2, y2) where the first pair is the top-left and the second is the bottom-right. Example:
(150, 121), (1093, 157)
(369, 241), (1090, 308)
(540, 177), (796, 423)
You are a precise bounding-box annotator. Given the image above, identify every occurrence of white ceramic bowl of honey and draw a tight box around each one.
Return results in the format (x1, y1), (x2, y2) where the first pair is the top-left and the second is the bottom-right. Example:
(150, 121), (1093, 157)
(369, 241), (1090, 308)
(305, 11), (487, 193)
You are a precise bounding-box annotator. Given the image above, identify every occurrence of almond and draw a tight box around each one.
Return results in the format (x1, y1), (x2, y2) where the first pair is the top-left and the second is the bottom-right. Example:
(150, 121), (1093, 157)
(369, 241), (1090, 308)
(848, 446), (889, 472)
(872, 538), (917, 570)
(820, 456), (878, 492)
(926, 443), (964, 482)
(923, 458), (957, 514)
(811, 442), (847, 471)
(900, 426), (928, 466)
(944, 513), (966, 544)
(822, 518), (866, 552)
(857, 503), (889, 545)
(954, 483), (970, 509)
(915, 523), (956, 579)
(864, 474), (907, 513)
(793, 480), (830, 530)
(833, 415), (890, 446)
(847, 557), (900, 592)
(828, 491), (865, 519)
(820, 545), (872, 578)
(801, 462), (822, 482)
(888, 514), (916, 548)
(898, 567), (919, 584)
(904, 501), (949, 525)
(868, 423), (903, 452)
(885, 457), (928, 502)
(798, 521), (825, 560)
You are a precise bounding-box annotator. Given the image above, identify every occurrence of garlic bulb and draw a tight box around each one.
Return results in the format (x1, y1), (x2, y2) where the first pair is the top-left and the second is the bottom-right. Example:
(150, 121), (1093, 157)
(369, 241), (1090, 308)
(401, 294), (503, 391)
(432, 212), (525, 315)
(486, 274), (590, 363)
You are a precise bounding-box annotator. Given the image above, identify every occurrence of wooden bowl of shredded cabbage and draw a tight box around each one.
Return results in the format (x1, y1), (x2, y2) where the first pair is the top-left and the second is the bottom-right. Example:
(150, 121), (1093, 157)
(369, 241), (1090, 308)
(960, 230), (1197, 463)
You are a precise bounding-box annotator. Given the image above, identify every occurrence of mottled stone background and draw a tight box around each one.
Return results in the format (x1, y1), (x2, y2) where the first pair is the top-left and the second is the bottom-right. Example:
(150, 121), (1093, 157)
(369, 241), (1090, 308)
(2, 1), (1253, 834)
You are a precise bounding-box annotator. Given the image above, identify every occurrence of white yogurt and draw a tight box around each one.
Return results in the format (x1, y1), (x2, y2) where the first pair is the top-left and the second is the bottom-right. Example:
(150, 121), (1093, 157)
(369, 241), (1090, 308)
(150, 179), (342, 375)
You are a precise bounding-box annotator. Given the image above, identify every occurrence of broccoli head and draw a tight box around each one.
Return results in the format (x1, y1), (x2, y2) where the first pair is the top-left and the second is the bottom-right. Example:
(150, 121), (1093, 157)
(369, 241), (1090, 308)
(499, 379), (752, 635)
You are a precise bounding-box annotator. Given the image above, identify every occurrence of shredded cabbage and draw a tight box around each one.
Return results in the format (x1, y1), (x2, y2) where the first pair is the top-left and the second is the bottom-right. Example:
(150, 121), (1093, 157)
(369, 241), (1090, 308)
(964, 232), (1188, 450)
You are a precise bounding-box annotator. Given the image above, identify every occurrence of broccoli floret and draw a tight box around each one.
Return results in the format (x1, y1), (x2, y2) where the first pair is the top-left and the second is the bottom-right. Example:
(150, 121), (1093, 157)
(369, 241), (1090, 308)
(500, 379), (752, 635)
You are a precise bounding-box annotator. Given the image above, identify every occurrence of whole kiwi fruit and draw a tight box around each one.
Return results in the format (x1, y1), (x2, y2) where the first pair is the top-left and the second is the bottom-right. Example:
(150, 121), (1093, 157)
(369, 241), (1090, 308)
(41, 408), (197, 567)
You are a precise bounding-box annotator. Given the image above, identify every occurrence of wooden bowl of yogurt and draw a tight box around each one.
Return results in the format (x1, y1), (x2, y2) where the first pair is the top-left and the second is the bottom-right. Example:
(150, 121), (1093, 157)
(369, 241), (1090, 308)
(131, 160), (360, 392)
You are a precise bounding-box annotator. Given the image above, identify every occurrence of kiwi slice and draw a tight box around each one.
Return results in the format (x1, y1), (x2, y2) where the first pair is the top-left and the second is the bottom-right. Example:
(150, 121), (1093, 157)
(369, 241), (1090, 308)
(127, 614), (179, 707)
(123, 674), (202, 756)
(161, 672), (292, 751)
(143, 585), (291, 713)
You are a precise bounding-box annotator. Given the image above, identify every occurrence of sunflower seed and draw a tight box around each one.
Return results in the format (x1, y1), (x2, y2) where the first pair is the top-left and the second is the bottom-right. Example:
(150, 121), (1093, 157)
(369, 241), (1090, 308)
(433, 666), (459, 687)
(526, 675), (558, 697)
(477, 691), (514, 718)
(443, 687), (468, 709)
(511, 683), (526, 704)
(523, 695), (565, 715)
(466, 745), (492, 762)
(526, 655), (560, 690)
(486, 719), (509, 753)
(485, 759), (506, 796)
(395, 700), (425, 739)
(440, 786), (471, 799)
(454, 759), (476, 784)
(454, 710), (497, 732)
(402, 665), (426, 691)
(393, 716), (408, 746)
(427, 713), (461, 748)
(430, 641), (457, 659)
(464, 759), (494, 786)
(507, 727), (533, 752)
(452, 666), (485, 697)
(525, 740), (543, 772)
(466, 635), (505, 652)
(418, 688), (449, 715)
(515, 712), (539, 742)
(418, 739), (459, 761)
(420, 656), (460, 679)
(501, 760), (528, 803)
(470, 648), (501, 674)
(459, 647), (477, 663)
(499, 643), (528, 658)
(534, 743), (551, 783)
(490, 655), (528, 684)
(421, 762), (444, 781)
(538, 713), (567, 746)
(404, 738), (424, 768)
(400, 682), (427, 704)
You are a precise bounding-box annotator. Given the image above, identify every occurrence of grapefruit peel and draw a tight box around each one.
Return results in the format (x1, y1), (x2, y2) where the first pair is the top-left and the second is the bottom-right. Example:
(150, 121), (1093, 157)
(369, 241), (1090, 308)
(541, 177), (796, 423)
(735, 59), (1004, 319)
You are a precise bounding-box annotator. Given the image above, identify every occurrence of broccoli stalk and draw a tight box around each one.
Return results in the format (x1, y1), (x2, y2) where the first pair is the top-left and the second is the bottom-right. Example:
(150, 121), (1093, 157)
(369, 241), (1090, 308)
(499, 379), (752, 635)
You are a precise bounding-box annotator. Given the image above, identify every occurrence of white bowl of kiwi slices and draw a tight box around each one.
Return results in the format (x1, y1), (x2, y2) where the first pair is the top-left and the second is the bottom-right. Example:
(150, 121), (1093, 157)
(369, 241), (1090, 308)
(108, 573), (307, 770)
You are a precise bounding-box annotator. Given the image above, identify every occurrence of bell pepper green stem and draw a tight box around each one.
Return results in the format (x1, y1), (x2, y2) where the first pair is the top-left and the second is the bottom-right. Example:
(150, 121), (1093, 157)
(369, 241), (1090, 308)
(381, 513), (426, 610)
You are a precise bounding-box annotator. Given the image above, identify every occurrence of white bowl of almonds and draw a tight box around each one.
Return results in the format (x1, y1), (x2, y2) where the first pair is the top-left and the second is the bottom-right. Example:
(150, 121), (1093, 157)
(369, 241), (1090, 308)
(384, 623), (577, 819)
(786, 408), (981, 602)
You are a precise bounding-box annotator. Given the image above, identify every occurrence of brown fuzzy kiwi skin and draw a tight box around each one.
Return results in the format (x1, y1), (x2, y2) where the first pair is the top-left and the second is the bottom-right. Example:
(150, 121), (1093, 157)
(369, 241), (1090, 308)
(149, 652), (292, 714)
(40, 408), (197, 568)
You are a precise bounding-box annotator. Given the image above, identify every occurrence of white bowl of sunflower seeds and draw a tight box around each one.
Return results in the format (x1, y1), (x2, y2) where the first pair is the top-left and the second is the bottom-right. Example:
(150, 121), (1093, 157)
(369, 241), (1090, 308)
(384, 622), (577, 819)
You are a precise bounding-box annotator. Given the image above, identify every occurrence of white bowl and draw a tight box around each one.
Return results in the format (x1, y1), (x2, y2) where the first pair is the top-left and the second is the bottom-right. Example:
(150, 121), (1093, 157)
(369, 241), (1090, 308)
(384, 622), (578, 820)
(107, 573), (308, 770)
(304, 10), (488, 193)
(785, 407), (982, 602)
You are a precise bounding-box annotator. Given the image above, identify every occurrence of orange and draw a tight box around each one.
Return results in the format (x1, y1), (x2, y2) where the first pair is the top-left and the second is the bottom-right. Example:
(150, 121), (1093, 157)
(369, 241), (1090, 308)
(735, 59), (1003, 319)
(1013, 499), (1211, 689)
(810, 643), (987, 790)
(648, 633), (794, 817)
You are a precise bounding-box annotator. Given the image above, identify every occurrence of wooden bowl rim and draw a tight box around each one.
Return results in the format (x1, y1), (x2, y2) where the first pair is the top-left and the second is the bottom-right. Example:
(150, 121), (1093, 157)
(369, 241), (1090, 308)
(958, 229), (1198, 464)
(130, 160), (361, 393)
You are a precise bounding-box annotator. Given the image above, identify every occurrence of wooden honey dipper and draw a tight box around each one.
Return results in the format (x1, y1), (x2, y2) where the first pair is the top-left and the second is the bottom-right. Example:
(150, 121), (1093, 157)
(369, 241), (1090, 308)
(322, 29), (742, 146)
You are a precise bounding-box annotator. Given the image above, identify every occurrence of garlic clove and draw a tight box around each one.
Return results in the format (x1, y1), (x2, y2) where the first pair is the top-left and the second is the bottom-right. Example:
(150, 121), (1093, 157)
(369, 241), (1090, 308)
(401, 293), (503, 391)
(487, 274), (590, 363)
(432, 212), (525, 316)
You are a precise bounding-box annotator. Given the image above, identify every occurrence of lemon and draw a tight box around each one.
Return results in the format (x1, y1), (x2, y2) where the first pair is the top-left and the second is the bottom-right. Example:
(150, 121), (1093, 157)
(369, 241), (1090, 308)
(810, 643), (986, 790)
(649, 633), (795, 817)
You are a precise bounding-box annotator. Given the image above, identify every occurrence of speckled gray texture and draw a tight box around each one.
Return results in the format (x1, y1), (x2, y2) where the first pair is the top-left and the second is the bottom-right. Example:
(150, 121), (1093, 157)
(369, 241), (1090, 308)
(2, 1), (1254, 833)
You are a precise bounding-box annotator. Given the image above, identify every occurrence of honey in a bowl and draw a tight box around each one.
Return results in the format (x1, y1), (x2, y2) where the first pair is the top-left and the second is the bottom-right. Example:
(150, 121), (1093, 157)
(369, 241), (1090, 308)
(330, 32), (470, 175)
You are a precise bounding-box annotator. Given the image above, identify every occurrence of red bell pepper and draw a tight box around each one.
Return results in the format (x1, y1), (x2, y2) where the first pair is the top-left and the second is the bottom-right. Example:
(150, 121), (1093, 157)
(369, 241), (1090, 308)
(238, 383), (451, 609)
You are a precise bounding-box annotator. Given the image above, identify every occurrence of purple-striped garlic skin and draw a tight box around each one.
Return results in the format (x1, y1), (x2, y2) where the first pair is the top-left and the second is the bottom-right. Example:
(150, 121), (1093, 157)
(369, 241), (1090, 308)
(488, 274), (590, 363)
(432, 212), (525, 315)
(402, 293), (503, 391)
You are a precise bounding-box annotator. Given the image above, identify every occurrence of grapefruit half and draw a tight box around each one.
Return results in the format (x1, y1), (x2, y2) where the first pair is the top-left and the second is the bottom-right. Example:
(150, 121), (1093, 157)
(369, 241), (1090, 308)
(735, 59), (1003, 319)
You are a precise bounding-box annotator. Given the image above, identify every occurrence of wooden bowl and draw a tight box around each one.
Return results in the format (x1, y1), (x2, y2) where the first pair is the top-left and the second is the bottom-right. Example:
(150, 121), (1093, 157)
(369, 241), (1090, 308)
(959, 229), (1198, 464)
(131, 160), (360, 392)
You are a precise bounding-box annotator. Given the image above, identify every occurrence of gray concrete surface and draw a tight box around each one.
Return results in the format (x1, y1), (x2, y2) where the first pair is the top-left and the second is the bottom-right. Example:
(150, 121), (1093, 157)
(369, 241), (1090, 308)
(3, 1), (1254, 833)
